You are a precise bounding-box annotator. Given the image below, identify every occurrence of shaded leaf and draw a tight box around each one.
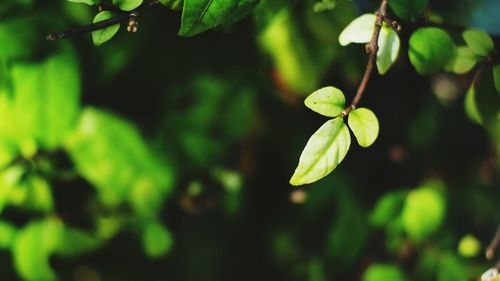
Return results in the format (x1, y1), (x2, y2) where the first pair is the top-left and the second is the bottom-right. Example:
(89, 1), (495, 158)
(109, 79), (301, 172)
(389, 0), (427, 21)
(493, 65), (500, 95)
(409, 28), (455, 75)
(348, 108), (379, 147)
(92, 11), (120, 46)
(304, 86), (345, 117)
(370, 191), (406, 227)
(290, 118), (351, 186)
(463, 29), (494, 57)
(67, 0), (98, 5)
(113, 0), (143, 11)
(142, 222), (173, 258)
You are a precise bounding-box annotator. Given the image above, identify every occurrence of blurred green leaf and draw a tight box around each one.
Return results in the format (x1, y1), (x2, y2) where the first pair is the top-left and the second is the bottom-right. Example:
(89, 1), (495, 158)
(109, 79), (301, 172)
(67, 0), (98, 5)
(13, 218), (62, 281)
(92, 11), (120, 46)
(363, 264), (408, 281)
(389, 0), (427, 21)
(290, 117), (351, 186)
(0, 221), (16, 249)
(10, 47), (81, 150)
(142, 222), (173, 258)
(113, 0), (143, 11)
(437, 253), (467, 281)
(445, 46), (477, 74)
(0, 165), (23, 213)
(65, 108), (174, 213)
(348, 108), (379, 148)
(401, 186), (446, 242)
(179, 0), (258, 36)
(463, 29), (494, 57)
(370, 191), (406, 227)
(159, 0), (183, 9)
(304, 86), (345, 117)
(55, 227), (102, 257)
(0, 17), (36, 60)
(409, 28), (455, 75)
(339, 14), (375, 46)
(308, 258), (327, 281)
(464, 66), (500, 126)
(493, 65), (500, 95)
(457, 234), (481, 258)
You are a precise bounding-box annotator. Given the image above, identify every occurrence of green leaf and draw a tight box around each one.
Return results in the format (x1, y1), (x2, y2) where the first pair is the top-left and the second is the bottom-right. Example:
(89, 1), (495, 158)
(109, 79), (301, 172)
(348, 108), (379, 148)
(13, 219), (62, 281)
(142, 222), (173, 258)
(370, 191), (406, 227)
(493, 65), (500, 95)
(304, 86), (345, 117)
(10, 47), (81, 149)
(463, 29), (494, 57)
(64, 108), (174, 212)
(92, 11), (120, 46)
(457, 234), (481, 258)
(67, 0), (99, 5)
(339, 14), (400, 74)
(0, 17), (37, 60)
(290, 118), (351, 186)
(179, 0), (259, 37)
(464, 66), (500, 126)
(464, 84), (482, 124)
(363, 264), (408, 281)
(377, 26), (400, 74)
(56, 227), (102, 257)
(389, 0), (427, 21)
(112, 0), (143, 11)
(401, 186), (445, 242)
(339, 14), (375, 46)
(409, 28), (455, 75)
(0, 221), (16, 249)
(159, 0), (183, 9)
(444, 46), (477, 74)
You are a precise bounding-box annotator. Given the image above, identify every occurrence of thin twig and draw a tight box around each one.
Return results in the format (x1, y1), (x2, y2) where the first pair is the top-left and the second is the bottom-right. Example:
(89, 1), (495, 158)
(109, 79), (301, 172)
(487, 225), (500, 260)
(46, 0), (160, 41)
(342, 0), (389, 117)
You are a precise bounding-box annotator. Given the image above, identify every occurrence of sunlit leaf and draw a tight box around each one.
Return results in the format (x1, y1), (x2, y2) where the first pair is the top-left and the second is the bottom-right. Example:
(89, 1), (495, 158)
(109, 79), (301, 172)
(112, 0), (142, 11)
(13, 219), (62, 281)
(493, 65), (500, 95)
(348, 108), (379, 147)
(179, 0), (259, 36)
(445, 46), (477, 74)
(339, 14), (375, 46)
(65, 108), (174, 212)
(290, 117), (351, 186)
(377, 26), (400, 74)
(363, 264), (408, 281)
(142, 222), (173, 258)
(304, 86), (345, 117)
(457, 234), (481, 258)
(92, 11), (120, 46)
(409, 28), (455, 75)
(463, 29), (494, 57)
(10, 47), (81, 149)
(401, 186), (445, 242)
(389, 0), (427, 21)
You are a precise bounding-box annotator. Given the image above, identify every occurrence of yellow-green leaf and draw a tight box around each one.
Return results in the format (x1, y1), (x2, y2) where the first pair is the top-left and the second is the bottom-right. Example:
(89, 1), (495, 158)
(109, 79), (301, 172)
(348, 108), (379, 147)
(445, 46), (477, 74)
(463, 29), (494, 57)
(304, 86), (345, 117)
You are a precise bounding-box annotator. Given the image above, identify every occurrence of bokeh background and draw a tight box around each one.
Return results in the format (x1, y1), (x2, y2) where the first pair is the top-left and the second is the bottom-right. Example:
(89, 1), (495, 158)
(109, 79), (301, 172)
(0, 0), (499, 280)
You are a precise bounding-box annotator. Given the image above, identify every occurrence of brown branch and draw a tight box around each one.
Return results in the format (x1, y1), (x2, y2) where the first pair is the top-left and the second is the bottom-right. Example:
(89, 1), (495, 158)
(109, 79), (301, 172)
(341, 0), (389, 117)
(487, 225), (500, 260)
(46, 0), (160, 41)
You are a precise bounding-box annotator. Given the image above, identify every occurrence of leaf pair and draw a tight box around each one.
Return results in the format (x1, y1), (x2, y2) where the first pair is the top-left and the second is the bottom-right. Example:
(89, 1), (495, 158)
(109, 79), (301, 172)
(339, 14), (401, 75)
(290, 87), (379, 186)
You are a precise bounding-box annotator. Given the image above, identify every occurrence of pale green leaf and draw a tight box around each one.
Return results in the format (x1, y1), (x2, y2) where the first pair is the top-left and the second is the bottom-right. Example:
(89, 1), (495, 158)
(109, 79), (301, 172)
(92, 11), (120, 46)
(143, 222), (173, 258)
(67, 0), (99, 5)
(409, 28), (455, 75)
(304, 86), (345, 117)
(13, 219), (62, 281)
(493, 65), (500, 95)
(463, 29), (494, 57)
(112, 0), (143, 11)
(10, 47), (80, 149)
(363, 264), (408, 281)
(179, 0), (259, 37)
(445, 46), (477, 74)
(339, 14), (375, 46)
(389, 0), (427, 21)
(402, 186), (445, 242)
(377, 26), (400, 74)
(464, 85), (482, 124)
(348, 108), (379, 147)
(290, 118), (351, 186)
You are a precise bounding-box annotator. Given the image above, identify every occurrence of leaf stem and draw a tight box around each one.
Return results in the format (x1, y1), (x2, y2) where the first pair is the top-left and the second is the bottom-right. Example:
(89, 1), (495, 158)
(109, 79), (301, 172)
(46, 0), (161, 41)
(341, 0), (389, 117)
(486, 224), (500, 260)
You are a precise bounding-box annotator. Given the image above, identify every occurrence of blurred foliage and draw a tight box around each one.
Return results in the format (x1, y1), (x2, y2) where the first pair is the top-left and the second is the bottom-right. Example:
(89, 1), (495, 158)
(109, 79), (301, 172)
(0, 0), (498, 280)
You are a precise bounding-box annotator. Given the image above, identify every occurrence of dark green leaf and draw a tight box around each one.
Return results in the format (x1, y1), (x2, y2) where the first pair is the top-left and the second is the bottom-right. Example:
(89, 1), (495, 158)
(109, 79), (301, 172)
(290, 117), (351, 186)
(304, 86), (345, 117)
(179, 0), (259, 36)
(464, 66), (500, 126)
(92, 11), (120, 46)
(463, 29), (494, 57)
(409, 28), (455, 75)
(112, 0), (143, 11)
(389, 0), (427, 21)
(493, 65), (500, 95)
(142, 222), (173, 258)
(370, 191), (406, 227)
